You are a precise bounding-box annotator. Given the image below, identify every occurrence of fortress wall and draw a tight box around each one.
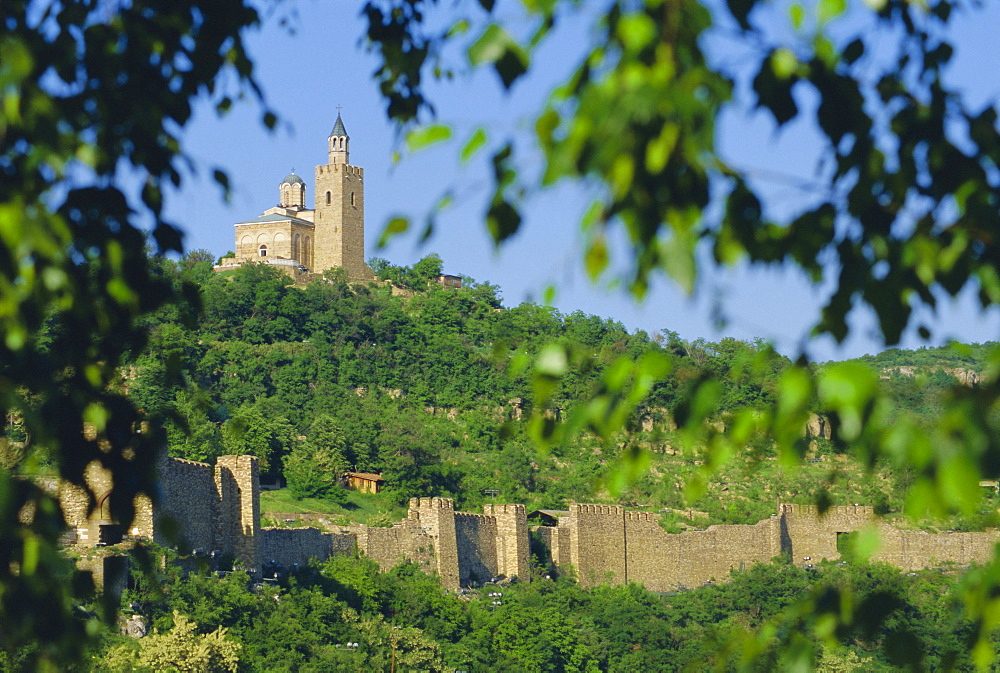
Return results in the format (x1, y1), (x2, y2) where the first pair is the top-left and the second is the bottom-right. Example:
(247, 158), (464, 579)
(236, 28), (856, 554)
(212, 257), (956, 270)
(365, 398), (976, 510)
(55, 461), (159, 545)
(570, 504), (626, 587)
(57, 480), (95, 532)
(780, 504), (876, 563)
(356, 520), (435, 572)
(624, 513), (780, 591)
(874, 526), (999, 569)
(454, 513), (499, 585)
(357, 525), (406, 570)
(556, 517), (572, 567)
(485, 503), (530, 580)
(533, 525), (554, 557)
(258, 527), (355, 566)
(329, 532), (357, 557)
(157, 457), (216, 551)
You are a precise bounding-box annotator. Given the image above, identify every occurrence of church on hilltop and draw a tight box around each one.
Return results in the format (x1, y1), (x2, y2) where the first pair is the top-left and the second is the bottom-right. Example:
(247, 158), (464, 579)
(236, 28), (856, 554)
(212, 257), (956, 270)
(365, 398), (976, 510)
(216, 113), (372, 281)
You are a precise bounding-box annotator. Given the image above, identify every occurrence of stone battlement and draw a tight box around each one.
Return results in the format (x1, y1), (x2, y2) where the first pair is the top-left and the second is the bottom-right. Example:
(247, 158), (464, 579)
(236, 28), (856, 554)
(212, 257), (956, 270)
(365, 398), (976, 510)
(167, 457), (213, 470)
(572, 504), (625, 516)
(536, 502), (999, 590)
(484, 503), (526, 516)
(625, 511), (656, 522)
(316, 164), (364, 177)
(64, 453), (999, 595)
(780, 503), (875, 517)
(409, 497), (455, 511)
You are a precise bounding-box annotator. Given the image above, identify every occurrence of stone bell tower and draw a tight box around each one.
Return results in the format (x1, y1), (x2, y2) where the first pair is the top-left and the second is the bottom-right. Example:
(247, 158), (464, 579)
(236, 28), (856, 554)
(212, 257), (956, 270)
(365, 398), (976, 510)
(313, 112), (369, 280)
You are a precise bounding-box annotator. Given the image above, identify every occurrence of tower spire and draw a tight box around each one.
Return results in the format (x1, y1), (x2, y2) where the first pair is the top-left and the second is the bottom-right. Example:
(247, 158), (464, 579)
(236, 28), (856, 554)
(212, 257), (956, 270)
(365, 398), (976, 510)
(328, 111), (349, 164)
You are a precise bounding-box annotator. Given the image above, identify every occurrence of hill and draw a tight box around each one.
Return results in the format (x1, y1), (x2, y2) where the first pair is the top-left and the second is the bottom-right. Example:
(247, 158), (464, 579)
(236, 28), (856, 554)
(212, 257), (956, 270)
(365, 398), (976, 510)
(78, 253), (997, 531)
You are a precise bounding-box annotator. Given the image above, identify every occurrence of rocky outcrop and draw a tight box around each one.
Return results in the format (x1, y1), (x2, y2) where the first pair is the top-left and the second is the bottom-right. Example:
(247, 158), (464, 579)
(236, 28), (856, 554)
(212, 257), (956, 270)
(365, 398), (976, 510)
(805, 413), (832, 440)
(880, 366), (981, 387)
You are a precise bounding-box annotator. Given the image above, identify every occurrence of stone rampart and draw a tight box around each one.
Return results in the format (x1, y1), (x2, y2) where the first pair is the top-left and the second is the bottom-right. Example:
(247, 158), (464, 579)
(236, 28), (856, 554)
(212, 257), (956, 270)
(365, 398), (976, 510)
(540, 503), (1000, 591)
(874, 526), (999, 569)
(408, 497), (460, 589)
(569, 504), (626, 587)
(455, 512), (499, 586)
(779, 503), (875, 562)
(156, 457), (216, 551)
(214, 455), (260, 571)
(53, 449), (1000, 594)
(259, 527), (356, 566)
(623, 515), (780, 591)
(484, 503), (530, 580)
(356, 519), (435, 572)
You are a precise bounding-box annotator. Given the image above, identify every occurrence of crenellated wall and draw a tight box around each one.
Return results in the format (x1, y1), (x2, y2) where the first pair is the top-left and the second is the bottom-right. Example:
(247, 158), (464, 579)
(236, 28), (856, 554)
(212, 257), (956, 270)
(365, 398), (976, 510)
(353, 498), (534, 590)
(484, 503), (530, 580)
(536, 503), (1000, 590)
(213, 455), (260, 571)
(408, 497), (461, 589)
(355, 518), (436, 572)
(568, 504), (627, 586)
(55, 455), (263, 573)
(58, 451), (1000, 594)
(156, 456), (216, 551)
(622, 513), (780, 591)
(779, 503), (876, 562)
(874, 526), (999, 569)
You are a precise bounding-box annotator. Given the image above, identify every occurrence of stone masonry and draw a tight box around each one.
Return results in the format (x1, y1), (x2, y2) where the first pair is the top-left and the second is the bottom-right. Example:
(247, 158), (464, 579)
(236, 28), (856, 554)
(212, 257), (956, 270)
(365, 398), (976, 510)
(54, 455), (1000, 592)
(218, 113), (372, 282)
(538, 502), (1000, 590)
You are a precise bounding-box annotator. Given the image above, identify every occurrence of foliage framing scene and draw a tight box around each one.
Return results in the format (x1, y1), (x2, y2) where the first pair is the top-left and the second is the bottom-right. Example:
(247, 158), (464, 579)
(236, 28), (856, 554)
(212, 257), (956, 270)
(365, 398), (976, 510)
(1, 0), (1000, 672)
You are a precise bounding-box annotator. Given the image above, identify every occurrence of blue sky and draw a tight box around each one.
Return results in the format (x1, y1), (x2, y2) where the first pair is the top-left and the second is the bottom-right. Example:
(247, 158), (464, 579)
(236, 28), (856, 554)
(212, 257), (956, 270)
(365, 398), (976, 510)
(164, 1), (999, 362)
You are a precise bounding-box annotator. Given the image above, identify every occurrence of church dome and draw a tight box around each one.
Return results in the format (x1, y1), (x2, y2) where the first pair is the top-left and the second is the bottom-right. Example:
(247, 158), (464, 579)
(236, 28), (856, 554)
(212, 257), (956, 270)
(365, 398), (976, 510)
(281, 172), (305, 185)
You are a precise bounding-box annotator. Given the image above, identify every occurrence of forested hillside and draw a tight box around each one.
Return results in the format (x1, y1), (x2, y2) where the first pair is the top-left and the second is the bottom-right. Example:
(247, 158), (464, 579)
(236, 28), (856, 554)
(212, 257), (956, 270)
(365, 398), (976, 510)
(6, 253), (998, 672)
(85, 553), (980, 672)
(110, 253), (998, 530)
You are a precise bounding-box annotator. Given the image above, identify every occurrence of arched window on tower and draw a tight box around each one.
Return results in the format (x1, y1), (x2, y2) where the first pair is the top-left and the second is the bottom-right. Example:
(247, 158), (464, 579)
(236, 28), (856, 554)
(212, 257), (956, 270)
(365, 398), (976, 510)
(326, 191), (332, 205)
(259, 244), (268, 257)
(351, 191), (355, 206)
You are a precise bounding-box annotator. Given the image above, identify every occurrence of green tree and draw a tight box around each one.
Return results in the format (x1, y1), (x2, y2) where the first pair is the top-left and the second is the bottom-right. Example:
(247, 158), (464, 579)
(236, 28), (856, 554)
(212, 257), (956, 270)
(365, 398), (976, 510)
(0, 0), (266, 667)
(284, 415), (350, 500)
(101, 611), (241, 673)
(364, 0), (1000, 667)
(221, 404), (295, 476)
